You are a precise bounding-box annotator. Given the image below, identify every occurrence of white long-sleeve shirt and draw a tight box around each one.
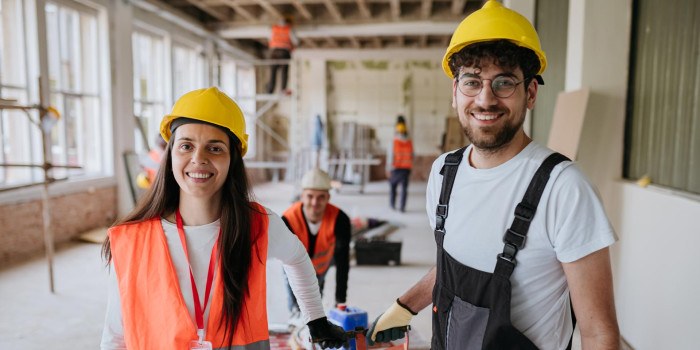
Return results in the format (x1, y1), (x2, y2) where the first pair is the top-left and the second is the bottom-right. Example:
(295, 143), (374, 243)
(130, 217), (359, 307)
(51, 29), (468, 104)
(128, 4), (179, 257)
(100, 207), (324, 349)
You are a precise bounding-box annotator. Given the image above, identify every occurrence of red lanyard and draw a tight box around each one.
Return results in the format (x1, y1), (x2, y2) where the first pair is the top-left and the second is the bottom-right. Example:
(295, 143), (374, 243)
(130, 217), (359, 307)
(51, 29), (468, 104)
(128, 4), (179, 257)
(176, 209), (220, 339)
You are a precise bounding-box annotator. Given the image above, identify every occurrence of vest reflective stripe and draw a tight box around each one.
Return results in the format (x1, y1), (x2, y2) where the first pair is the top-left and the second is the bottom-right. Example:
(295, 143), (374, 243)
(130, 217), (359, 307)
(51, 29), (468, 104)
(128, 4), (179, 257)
(283, 201), (339, 275)
(109, 203), (269, 350)
(213, 339), (270, 350)
(393, 138), (413, 169)
(270, 24), (293, 50)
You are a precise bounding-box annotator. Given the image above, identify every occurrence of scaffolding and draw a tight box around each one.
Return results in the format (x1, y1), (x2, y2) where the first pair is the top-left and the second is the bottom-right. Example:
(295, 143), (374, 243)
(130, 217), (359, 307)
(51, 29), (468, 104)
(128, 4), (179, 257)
(0, 83), (80, 293)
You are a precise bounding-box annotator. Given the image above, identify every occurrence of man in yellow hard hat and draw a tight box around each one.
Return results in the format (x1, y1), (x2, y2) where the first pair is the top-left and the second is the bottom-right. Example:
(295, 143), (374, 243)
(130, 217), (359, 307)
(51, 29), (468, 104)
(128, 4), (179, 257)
(367, 2), (620, 349)
(282, 168), (351, 321)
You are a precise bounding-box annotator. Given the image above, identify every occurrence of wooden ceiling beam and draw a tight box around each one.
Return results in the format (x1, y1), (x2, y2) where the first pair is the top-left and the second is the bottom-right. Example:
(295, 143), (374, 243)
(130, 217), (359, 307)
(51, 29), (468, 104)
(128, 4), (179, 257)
(420, 0), (432, 18)
(254, 0), (284, 20)
(390, 0), (401, 19)
(348, 36), (361, 48)
(322, 0), (344, 22)
(184, 0), (229, 21)
(221, 0), (257, 22)
(451, 0), (467, 15)
(355, 0), (372, 19)
(290, 0), (313, 20)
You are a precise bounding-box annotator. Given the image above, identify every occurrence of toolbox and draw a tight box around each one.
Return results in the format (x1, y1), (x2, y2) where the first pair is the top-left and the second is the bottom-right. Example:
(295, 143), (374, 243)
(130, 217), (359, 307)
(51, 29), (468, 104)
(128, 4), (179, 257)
(354, 240), (402, 266)
(328, 306), (368, 350)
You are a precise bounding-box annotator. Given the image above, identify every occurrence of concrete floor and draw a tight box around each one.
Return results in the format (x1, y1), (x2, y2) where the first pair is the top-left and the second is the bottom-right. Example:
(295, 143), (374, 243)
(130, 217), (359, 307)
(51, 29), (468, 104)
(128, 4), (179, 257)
(0, 179), (584, 349)
(0, 180), (435, 349)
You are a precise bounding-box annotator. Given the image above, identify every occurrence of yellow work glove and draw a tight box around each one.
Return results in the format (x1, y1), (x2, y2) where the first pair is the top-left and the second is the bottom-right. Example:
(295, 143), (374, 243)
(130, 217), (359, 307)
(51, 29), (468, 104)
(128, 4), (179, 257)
(367, 300), (414, 345)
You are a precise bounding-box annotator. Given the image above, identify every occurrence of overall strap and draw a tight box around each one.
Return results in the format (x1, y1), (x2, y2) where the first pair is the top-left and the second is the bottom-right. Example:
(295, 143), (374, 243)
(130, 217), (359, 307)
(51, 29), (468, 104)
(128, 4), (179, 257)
(494, 152), (570, 279)
(435, 147), (468, 233)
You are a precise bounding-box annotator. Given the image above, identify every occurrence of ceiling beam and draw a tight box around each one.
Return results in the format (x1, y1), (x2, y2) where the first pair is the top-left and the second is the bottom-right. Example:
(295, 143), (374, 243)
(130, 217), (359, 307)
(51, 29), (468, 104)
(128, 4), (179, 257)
(355, 0), (372, 18)
(184, 0), (229, 21)
(390, 0), (400, 19)
(420, 0), (432, 18)
(451, 0), (467, 15)
(322, 0), (344, 22)
(254, 0), (284, 20)
(219, 21), (460, 38)
(348, 36), (361, 49)
(290, 0), (313, 20)
(302, 37), (318, 48)
(221, 0), (256, 22)
(324, 37), (338, 47)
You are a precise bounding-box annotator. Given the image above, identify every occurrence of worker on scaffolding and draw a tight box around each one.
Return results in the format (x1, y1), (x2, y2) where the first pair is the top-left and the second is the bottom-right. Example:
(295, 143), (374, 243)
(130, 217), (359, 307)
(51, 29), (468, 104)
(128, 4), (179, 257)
(367, 1), (619, 349)
(282, 168), (351, 324)
(386, 115), (413, 212)
(101, 87), (348, 349)
(265, 14), (298, 95)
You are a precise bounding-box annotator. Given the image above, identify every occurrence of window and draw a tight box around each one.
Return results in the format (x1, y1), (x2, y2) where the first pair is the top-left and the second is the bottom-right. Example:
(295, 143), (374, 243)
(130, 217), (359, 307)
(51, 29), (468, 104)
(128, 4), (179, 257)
(625, 0), (700, 195)
(0, 0), (42, 188)
(172, 44), (204, 100)
(45, 1), (108, 180)
(133, 30), (166, 152)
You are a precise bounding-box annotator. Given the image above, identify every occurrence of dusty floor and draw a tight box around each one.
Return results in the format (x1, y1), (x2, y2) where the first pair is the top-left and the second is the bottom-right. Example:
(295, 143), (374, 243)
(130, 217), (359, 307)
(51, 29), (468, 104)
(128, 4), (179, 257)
(0, 179), (584, 349)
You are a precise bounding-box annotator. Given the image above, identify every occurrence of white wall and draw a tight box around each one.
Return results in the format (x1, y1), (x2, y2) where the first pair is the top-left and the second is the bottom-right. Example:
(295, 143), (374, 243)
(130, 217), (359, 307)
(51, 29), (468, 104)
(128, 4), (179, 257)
(292, 49), (450, 158)
(566, 0), (700, 348)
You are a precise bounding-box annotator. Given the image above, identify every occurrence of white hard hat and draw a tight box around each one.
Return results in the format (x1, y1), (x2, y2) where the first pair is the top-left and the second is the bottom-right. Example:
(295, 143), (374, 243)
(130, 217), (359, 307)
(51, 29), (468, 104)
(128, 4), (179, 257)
(301, 168), (332, 191)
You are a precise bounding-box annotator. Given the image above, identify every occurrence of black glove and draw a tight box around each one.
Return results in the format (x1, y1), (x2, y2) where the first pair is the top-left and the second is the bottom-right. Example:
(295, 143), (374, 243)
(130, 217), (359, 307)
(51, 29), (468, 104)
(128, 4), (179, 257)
(307, 317), (350, 349)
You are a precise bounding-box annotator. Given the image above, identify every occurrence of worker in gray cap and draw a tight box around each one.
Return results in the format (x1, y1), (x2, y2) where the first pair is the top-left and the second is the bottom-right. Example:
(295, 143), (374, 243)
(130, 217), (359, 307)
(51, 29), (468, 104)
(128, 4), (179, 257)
(282, 168), (351, 319)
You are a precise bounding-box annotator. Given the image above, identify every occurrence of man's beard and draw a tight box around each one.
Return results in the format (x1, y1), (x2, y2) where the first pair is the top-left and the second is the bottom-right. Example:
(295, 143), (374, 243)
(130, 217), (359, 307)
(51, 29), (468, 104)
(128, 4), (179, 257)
(462, 107), (525, 153)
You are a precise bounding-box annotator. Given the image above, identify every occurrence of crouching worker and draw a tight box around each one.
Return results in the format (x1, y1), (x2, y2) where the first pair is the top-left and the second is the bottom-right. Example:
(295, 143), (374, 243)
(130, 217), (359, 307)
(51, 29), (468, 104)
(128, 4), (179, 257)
(282, 168), (351, 321)
(100, 87), (348, 350)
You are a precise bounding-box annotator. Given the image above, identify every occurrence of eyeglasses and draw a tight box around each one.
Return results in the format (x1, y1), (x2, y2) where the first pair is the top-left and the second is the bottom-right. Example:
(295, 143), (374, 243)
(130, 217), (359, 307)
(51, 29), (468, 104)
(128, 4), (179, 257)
(456, 75), (528, 98)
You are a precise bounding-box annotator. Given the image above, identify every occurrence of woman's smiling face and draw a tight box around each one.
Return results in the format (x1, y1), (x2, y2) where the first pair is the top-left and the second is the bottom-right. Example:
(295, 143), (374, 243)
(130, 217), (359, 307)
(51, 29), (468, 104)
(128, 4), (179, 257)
(170, 123), (231, 202)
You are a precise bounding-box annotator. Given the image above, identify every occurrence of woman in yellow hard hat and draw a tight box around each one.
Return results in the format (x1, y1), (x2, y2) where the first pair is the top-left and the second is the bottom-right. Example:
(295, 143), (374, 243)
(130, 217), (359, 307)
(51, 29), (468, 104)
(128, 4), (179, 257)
(101, 87), (348, 349)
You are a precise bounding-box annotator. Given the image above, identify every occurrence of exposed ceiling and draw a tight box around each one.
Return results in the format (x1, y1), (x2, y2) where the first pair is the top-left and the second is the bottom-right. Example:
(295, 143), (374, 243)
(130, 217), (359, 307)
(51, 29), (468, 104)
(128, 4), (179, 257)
(158, 0), (486, 53)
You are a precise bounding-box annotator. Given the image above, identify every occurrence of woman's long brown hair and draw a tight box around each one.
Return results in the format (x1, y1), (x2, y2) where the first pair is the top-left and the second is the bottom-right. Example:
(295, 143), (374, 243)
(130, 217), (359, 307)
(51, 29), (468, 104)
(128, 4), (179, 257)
(102, 131), (263, 347)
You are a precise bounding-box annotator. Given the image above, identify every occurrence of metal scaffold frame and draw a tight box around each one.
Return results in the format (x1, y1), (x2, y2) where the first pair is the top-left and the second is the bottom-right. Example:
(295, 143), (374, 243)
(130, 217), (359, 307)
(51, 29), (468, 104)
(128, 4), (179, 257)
(0, 80), (81, 293)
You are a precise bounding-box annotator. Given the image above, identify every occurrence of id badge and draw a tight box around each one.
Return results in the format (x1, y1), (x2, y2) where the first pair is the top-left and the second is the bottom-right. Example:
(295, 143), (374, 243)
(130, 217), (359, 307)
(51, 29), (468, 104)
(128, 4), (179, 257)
(189, 340), (213, 350)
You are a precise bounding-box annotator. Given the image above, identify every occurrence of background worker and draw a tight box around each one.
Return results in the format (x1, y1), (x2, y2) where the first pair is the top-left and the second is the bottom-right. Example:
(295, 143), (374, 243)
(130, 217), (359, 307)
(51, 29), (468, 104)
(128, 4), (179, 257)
(282, 168), (351, 320)
(101, 87), (347, 350)
(386, 115), (413, 212)
(265, 14), (298, 94)
(136, 133), (167, 189)
(368, 2), (620, 349)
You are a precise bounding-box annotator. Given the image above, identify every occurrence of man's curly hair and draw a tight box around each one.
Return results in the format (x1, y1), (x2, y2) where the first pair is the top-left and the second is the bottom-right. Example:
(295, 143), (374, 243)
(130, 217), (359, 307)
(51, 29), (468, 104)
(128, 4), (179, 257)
(449, 40), (541, 86)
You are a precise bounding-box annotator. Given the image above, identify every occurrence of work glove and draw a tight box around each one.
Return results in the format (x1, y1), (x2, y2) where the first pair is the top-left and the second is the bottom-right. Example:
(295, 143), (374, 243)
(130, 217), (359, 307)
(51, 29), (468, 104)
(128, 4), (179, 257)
(367, 299), (414, 345)
(307, 317), (350, 349)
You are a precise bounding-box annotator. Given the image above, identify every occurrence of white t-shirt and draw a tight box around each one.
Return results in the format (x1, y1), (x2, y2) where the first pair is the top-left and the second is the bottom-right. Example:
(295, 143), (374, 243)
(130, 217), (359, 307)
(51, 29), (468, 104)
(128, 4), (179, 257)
(426, 142), (617, 350)
(100, 207), (324, 349)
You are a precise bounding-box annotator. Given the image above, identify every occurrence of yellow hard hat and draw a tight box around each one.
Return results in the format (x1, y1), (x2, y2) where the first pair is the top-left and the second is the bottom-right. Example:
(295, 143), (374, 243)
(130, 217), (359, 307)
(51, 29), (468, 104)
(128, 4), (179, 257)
(396, 123), (407, 133)
(136, 172), (151, 189)
(160, 87), (249, 156)
(442, 0), (546, 79)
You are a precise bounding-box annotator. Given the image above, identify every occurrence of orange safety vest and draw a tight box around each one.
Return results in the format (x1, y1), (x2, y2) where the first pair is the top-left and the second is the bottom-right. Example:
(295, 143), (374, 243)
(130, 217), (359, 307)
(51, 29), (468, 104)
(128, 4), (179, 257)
(109, 203), (270, 350)
(269, 24), (293, 50)
(283, 201), (339, 275)
(145, 149), (162, 184)
(393, 138), (413, 169)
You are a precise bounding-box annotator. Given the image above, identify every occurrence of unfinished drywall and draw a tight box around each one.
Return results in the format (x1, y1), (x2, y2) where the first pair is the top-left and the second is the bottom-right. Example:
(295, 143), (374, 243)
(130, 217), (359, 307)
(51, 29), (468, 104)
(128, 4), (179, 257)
(0, 185), (117, 266)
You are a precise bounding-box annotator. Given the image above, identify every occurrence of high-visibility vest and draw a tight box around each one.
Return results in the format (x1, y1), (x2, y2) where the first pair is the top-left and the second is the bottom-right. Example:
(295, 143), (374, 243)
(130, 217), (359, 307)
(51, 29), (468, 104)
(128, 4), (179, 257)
(393, 138), (413, 169)
(145, 149), (162, 184)
(269, 24), (293, 50)
(108, 203), (270, 350)
(283, 201), (339, 275)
